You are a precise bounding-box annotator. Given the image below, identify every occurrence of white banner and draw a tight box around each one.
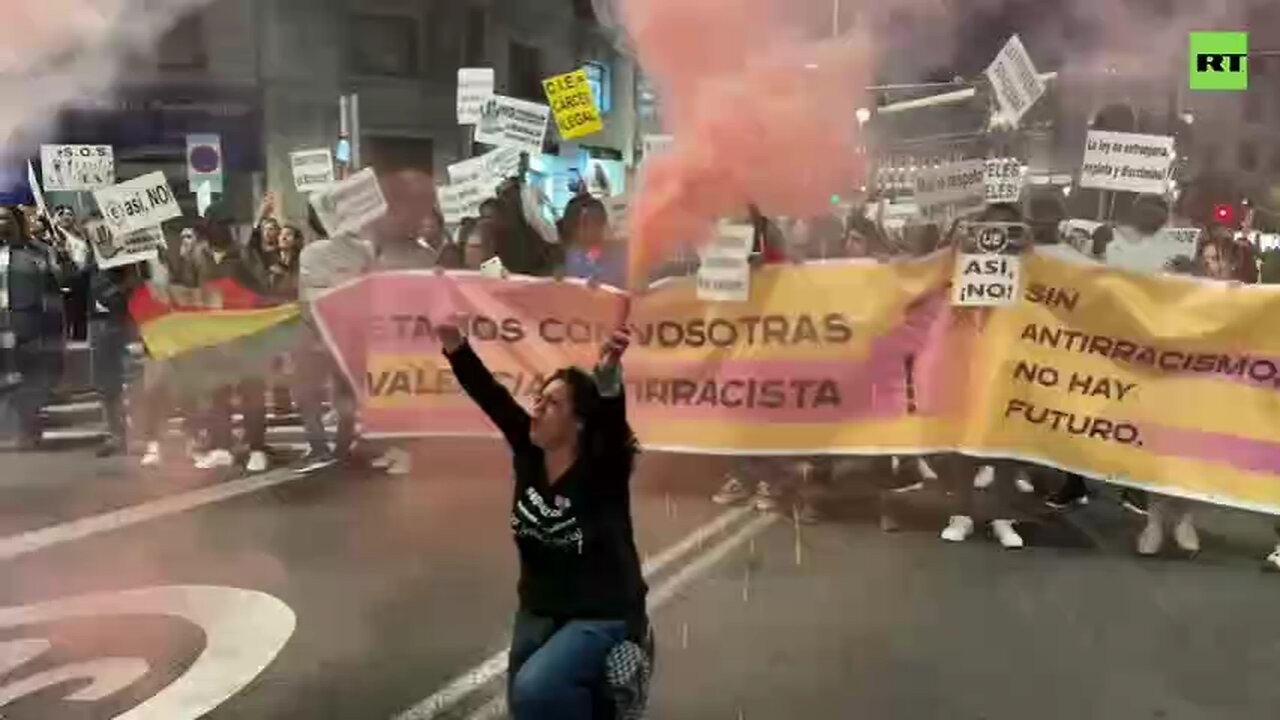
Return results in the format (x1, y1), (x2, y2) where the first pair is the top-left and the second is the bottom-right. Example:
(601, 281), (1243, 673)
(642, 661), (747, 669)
(308, 167), (387, 238)
(438, 179), (491, 225)
(39, 144), (114, 191)
(1105, 226), (1201, 273)
(697, 223), (754, 302)
(474, 95), (551, 155)
(290, 148), (335, 193)
(985, 35), (1045, 125)
(92, 171), (182, 236)
(914, 160), (987, 218)
(1079, 130), (1175, 194)
(952, 253), (1021, 307)
(457, 68), (496, 125)
(984, 158), (1026, 204)
(446, 147), (522, 190)
(84, 221), (163, 269)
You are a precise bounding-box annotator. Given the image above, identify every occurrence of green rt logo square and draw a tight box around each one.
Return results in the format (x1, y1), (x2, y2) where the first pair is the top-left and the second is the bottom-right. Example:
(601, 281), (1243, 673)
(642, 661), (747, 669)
(1190, 31), (1248, 90)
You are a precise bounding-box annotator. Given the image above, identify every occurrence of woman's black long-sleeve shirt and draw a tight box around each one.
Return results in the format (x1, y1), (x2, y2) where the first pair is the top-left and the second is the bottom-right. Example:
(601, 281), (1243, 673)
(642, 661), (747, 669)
(444, 342), (648, 625)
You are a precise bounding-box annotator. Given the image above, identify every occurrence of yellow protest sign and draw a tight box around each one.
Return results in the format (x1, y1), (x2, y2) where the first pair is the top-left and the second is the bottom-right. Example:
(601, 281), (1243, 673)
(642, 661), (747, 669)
(542, 68), (604, 140)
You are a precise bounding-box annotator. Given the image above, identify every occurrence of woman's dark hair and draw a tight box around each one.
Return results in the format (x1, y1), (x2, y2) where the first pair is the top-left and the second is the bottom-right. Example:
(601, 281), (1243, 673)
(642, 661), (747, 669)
(1, 205), (29, 241)
(547, 366), (639, 476)
(559, 194), (606, 245)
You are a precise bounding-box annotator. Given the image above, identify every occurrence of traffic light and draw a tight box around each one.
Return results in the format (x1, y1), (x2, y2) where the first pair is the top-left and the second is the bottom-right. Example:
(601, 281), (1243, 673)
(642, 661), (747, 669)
(1213, 203), (1236, 225)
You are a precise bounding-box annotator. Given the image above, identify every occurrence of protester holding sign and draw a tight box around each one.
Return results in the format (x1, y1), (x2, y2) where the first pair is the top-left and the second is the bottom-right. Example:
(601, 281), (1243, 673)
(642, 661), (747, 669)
(89, 259), (148, 457)
(191, 219), (273, 474)
(0, 206), (75, 448)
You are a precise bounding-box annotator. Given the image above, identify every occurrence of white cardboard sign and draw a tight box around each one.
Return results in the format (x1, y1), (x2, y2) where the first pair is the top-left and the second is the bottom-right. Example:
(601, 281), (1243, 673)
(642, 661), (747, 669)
(952, 253), (1021, 307)
(1105, 227), (1201, 273)
(290, 148), (335, 193)
(1079, 130), (1175, 195)
(437, 179), (492, 225)
(446, 147), (522, 190)
(308, 167), (387, 238)
(26, 161), (47, 218)
(84, 220), (163, 269)
(697, 223), (754, 302)
(457, 68), (496, 125)
(914, 160), (987, 218)
(985, 34), (1045, 125)
(92, 171), (182, 236)
(474, 95), (551, 155)
(984, 158), (1026, 204)
(641, 134), (675, 159)
(39, 144), (115, 191)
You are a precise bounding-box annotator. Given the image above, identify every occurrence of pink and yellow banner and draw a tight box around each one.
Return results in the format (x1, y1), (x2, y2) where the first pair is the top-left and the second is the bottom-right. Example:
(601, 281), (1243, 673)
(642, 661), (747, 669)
(312, 253), (1280, 514)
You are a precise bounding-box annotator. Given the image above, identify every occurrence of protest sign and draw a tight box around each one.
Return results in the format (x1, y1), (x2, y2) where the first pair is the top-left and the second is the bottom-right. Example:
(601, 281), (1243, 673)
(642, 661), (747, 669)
(953, 253), (1021, 307)
(474, 95), (551, 155)
(697, 223), (754, 302)
(290, 148), (335, 193)
(315, 250), (1280, 515)
(26, 161), (47, 218)
(985, 158), (1025, 203)
(1079, 130), (1175, 194)
(446, 147), (522, 190)
(308, 167), (387, 237)
(914, 160), (986, 218)
(437, 179), (491, 224)
(542, 68), (604, 140)
(93, 171), (182, 236)
(39, 144), (114, 191)
(1105, 226), (1201, 273)
(457, 68), (496, 125)
(985, 34), (1045, 125)
(84, 220), (163, 269)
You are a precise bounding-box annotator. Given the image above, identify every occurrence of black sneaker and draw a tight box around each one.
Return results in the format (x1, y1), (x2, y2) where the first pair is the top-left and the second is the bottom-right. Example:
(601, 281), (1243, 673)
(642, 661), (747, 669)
(295, 449), (337, 474)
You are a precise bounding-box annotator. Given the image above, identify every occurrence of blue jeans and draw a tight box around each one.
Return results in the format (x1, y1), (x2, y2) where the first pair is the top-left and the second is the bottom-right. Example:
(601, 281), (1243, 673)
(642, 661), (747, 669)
(507, 612), (628, 720)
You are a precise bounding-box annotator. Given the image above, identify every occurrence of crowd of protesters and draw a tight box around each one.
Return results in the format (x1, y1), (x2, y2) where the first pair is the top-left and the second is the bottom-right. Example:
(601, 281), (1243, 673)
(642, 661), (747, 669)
(3, 164), (1279, 573)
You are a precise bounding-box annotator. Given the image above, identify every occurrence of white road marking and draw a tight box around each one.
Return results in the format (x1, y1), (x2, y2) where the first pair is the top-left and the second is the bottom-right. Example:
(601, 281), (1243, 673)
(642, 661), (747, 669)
(458, 513), (781, 720)
(392, 505), (757, 720)
(0, 469), (306, 563)
(0, 585), (296, 719)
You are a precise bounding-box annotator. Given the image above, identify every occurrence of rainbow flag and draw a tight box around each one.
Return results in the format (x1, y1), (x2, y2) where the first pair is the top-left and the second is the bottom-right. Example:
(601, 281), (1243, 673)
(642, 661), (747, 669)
(128, 279), (307, 397)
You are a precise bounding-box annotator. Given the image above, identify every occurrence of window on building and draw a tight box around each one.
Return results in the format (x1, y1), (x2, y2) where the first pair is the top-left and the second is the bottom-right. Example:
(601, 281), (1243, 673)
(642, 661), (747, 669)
(508, 42), (543, 101)
(350, 14), (420, 77)
(582, 61), (612, 115)
(157, 13), (207, 69)
(1244, 93), (1263, 123)
(1239, 141), (1258, 172)
(464, 8), (487, 66)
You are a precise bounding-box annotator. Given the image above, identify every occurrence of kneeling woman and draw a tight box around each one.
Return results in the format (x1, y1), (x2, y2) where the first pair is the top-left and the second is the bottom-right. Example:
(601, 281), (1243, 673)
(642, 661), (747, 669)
(438, 320), (648, 719)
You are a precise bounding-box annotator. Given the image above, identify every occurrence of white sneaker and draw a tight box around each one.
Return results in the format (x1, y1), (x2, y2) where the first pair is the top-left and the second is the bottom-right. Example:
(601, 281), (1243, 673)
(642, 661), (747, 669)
(991, 519), (1024, 549)
(246, 450), (269, 474)
(371, 449), (396, 470)
(1137, 519), (1164, 556)
(1173, 512), (1200, 555)
(753, 481), (781, 512)
(140, 441), (162, 467)
(916, 458), (938, 481)
(384, 447), (412, 476)
(973, 465), (995, 489)
(1264, 546), (1280, 572)
(941, 515), (975, 542)
(195, 449), (235, 470)
(1014, 469), (1035, 494)
(711, 477), (751, 505)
